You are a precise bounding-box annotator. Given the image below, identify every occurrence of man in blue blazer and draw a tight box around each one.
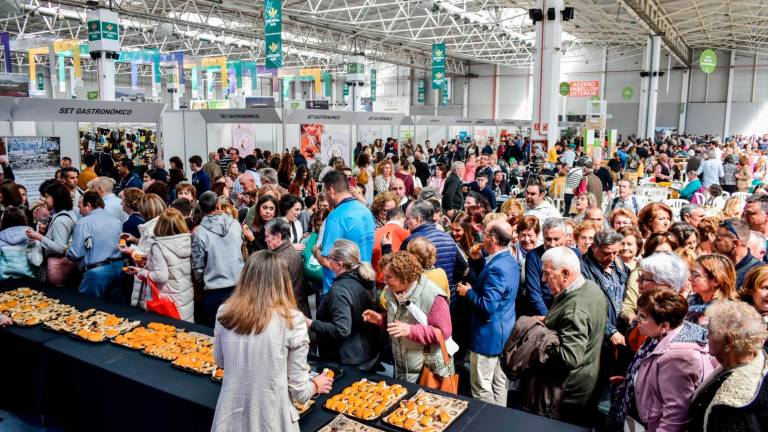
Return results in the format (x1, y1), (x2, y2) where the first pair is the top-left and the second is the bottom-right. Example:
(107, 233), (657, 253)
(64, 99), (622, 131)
(457, 219), (519, 406)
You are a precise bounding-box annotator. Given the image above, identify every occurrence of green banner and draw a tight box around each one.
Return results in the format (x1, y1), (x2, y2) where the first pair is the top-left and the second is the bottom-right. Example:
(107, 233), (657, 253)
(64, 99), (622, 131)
(265, 33), (282, 69)
(87, 21), (101, 41)
(282, 77), (290, 99)
(370, 69), (376, 101)
(700, 49), (717, 74)
(87, 90), (99, 100)
(323, 72), (332, 97)
(441, 88), (449, 106)
(432, 43), (446, 66)
(417, 79), (425, 104)
(432, 66), (445, 90)
(264, 0), (282, 34)
(347, 62), (365, 75)
(622, 86), (634, 101)
(101, 21), (119, 40)
(559, 82), (570, 96)
(36, 72), (44, 91)
(343, 81), (349, 97)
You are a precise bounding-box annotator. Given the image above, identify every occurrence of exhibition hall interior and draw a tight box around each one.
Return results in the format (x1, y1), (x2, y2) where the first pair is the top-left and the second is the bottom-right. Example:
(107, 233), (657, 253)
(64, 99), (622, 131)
(1, 0), (768, 431)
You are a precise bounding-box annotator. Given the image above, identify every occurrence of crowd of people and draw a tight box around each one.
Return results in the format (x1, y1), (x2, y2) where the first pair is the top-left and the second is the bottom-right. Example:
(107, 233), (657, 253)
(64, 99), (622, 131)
(1, 134), (768, 431)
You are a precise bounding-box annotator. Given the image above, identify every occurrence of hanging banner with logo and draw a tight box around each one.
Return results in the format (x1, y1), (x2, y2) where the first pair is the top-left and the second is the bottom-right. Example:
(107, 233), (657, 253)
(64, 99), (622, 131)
(3, 136), (60, 201)
(370, 69), (376, 101)
(622, 86), (634, 101)
(264, 0), (282, 69)
(343, 81), (349, 97)
(431, 43), (446, 90)
(346, 55), (366, 82)
(323, 72), (332, 98)
(417, 79), (426, 105)
(441, 89), (449, 106)
(559, 82), (570, 96)
(700, 49), (717, 74)
(567, 80), (599, 97)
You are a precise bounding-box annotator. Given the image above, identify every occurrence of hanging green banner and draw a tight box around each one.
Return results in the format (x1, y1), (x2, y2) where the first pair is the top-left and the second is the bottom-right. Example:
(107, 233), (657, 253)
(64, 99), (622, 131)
(559, 82), (570, 96)
(264, 0), (282, 35)
(441, 88), (449, 106)
(622, 86), (634, 101)
(432, 66), (445, 90)
(36, 72), (44, 91)
(87, 21), (101, 41)
(343, 81), (349, 97)
(265, 33), (282, 69)
(101, 22), (119, 41)
(323, 72), (332, 97)
(58, 53), (66, 91)
(432, 43), (446, 67)
(700, 49), (717, 74)
(417, 79), (426, 104)
(370, 69), (376, 101)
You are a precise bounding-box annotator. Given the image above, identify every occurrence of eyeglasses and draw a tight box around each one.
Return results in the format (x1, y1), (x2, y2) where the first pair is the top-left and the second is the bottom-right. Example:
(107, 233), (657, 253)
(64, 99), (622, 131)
(689, 270), (710, 280)
(720, 220), (739, 238)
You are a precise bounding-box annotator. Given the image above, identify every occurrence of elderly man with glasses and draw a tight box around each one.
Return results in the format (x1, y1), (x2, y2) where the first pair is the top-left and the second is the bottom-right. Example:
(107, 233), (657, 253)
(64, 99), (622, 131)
(714, 218), (763, 286)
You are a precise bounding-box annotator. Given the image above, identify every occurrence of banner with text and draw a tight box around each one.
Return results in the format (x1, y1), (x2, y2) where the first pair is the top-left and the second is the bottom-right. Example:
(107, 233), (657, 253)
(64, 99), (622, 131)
(264, 0), (282, 68)
(417, 79), (426, 104)
(567, 80), (600, 97)
(432, 43), (445, 90)
(370, 69), (376, 101)
(2, 136), (60, 200)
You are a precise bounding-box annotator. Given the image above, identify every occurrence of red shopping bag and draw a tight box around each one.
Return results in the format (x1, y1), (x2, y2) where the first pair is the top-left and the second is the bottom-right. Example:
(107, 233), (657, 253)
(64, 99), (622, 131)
(145, 278), (181, 320)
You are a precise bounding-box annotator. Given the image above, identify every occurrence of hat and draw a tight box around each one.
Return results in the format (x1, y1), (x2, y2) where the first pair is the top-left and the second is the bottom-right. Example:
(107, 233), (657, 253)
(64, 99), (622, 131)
(576, 156), (593, 167)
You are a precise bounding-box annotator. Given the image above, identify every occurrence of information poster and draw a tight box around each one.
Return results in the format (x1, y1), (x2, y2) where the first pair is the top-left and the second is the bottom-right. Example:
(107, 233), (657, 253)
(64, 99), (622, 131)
(4, 136), (60, 201)
(232, 124), (256, 155)
(321, 125), (350, 166)
(300, 123), (324, 159)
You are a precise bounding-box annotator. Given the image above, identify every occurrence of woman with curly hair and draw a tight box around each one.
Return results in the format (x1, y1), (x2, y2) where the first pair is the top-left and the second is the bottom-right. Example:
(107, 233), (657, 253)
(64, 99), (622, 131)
(373, 160), (394, 194)
(362, 251), (454, 383)
(637, 202), (673, 238)
(370, 191), (398, 229)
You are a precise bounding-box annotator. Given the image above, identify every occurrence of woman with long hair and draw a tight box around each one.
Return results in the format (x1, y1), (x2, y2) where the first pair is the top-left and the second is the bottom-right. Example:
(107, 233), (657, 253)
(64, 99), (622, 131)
(243, 195), (278, 252)
(687, 254), (737, 325)
(637, 202), (673, 238)
(288, 165), (316, 199)
(212, 251), (333, 431)
(374, 160), (394, 194)
(354, 152), (374, 203)
(277, 152), (295, 188)
(124, 208), (193, 321)
(427, 163), (448, 195)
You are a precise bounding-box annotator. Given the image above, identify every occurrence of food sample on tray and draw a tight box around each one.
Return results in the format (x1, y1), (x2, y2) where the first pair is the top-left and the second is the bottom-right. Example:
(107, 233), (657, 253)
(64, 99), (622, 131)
(383, 389), (468, 432)
(293, 399), (315, 416)
(211, 367), (224, 382)
(144, 332), (212, 360)
(172, 348), (217, 375)
(112, 323), (180, 350)
(0, 288), (74, 326)
(43, 308), (139, 342)
(316, 414), (385, 432)
(324, 379), (408, 421)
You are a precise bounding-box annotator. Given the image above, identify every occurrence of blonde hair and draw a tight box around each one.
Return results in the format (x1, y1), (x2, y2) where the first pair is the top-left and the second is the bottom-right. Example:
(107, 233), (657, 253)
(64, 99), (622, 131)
(739, 265), (768, 303)
(328, 239), (376, 281)
(138, 193), (167, 220)
(220, 202), (239, 220)
(706, 300), (768, 357)
(721, 196), (745, 218)
(696, 254), (738, 301)
(406, 237), (437, 269)
(375, 160), (393, 177)
(154, 208), (189, 237)
(482, 212), (508, 225)
(175, 183), (197, 201)
(218, 250), (296, 335)
(500, 198), (524, 217)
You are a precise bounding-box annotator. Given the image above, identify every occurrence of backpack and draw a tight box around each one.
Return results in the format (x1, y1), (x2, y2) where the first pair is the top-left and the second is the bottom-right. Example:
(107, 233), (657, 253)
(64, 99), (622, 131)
(356, 167), (369, 184)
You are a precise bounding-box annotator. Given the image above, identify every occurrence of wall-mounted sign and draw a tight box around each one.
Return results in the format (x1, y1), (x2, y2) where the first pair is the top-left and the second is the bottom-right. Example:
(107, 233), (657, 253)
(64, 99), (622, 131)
(700, 49), (717, 74)
(621, 86), (634, 101)
(13, 98), (165, 123)
(198, 108), (282, 124)
(568, 80), (600, 97)
(559, 82), (570, 96)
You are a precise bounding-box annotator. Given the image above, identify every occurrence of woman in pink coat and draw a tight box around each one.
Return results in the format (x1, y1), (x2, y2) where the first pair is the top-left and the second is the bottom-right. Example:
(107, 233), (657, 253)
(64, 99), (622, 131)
(609, 288), (717, 432)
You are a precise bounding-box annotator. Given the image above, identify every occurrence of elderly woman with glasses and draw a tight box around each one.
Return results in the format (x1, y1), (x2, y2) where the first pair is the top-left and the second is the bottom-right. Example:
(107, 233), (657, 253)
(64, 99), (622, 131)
(688, 301), (768, 432)
(687, 254), (737, 326)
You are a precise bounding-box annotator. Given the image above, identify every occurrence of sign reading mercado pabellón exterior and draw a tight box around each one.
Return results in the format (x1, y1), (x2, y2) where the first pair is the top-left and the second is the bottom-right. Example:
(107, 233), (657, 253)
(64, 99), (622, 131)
(264, 0), (282, 68)
(432, 43), (446, 90)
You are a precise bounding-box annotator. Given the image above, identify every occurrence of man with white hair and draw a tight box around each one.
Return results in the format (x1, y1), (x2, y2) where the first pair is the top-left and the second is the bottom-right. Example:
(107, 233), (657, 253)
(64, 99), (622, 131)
(609, 180), (639, 215)
(441, 161), (465, 216)
(621, 252), (689, 323)
(87, 176), (125, 222)
(524, 217), (570, 316)
(697, 149), (724, 188)
(540, 246), (607, 426)
(748, 231), (767, 261)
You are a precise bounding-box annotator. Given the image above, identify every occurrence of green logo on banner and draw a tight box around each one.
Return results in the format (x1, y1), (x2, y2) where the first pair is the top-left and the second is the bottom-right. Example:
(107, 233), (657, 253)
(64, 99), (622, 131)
(559, 82), (570, 96)
(265, 34), (282, 68)
(590, 95), (600, 101)
(700, 49), (717, 74)
(432, 43), (446, 66)
(417, 79), (426, 104)
(432, 67), (445, 90)
(101, 21), (119, 40)
(622, 86), (634, 101)
(264, 0), (282, 34)
(441, 89), (449, 106)
(87, 20), (101, 41)
(87, 90), (99, 100)
(36, 72), (44, 91)
(370, 69), (376, 102)
(343, 81), (349, 97)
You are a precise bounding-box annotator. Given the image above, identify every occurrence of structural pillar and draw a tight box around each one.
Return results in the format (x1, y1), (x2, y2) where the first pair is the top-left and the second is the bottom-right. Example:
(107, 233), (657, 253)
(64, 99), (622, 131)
(97, 57), (116, 101)
(723, 50), (735, 138)
(530, 0), (563, 147)
(462, 77), (469, 118)
(678, 69), (690, 134)
(637, 41), (650, 138)
(644, 35), (661, 141)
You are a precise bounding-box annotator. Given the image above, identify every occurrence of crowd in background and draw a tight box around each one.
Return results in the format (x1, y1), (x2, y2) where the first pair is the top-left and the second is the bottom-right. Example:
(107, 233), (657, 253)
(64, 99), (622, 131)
(1, 133), (768, 431)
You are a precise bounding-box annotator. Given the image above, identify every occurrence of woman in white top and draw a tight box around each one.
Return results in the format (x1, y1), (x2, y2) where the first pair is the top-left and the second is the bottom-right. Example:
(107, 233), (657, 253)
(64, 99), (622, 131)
(374, 160), (394, 194)
(279, 194), (306, 251)
(212, 250), (333, 432)
(427, 163), (447, 195)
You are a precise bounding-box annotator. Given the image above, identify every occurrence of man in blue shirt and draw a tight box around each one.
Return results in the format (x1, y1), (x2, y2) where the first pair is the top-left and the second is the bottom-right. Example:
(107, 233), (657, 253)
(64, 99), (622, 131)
(116, 158), (142, 193)
(189, 155), (211, 196)
(313, 170), (375, 295)
(67, 191), (123, 300)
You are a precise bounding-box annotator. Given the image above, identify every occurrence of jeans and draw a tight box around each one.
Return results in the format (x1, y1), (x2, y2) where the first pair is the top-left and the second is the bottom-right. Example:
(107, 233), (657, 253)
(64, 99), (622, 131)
(79, 262), (123, 301)
(199, 287), (234, 327)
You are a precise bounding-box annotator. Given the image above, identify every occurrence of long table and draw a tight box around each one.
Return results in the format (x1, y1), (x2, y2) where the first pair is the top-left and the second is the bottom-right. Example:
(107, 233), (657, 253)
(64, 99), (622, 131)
(1, 279), (587, 432)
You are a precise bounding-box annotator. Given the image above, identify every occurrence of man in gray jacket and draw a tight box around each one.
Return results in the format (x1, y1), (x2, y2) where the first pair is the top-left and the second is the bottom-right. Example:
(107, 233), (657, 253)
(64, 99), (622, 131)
(192, 191), (245, 326)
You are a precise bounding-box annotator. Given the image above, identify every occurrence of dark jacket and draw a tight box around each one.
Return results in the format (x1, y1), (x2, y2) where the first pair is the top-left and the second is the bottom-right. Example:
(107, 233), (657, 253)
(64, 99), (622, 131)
(688, 350), (768, 432)
(580, 250), (629, 338)
(442, 173), (464, 212)
(273, 241), (309, 318)
(502, 316), (564, 417)
(524, 245), (553, 316)
(414, 160), (430, 187)
(401, 223), (458, 286)
(310, 269), (378, 367)
(117, 172), (142, 193)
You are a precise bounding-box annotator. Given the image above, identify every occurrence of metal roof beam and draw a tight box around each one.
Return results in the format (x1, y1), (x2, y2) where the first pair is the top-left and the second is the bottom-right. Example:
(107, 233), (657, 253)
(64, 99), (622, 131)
(619, 0), (691, 65)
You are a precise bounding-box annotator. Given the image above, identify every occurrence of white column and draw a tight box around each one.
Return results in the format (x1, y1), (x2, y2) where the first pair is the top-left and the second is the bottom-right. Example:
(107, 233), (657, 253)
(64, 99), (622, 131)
(678, 69), (690, 134)
(462, 77), (469, 118)
(530, 0), (563, 146)
(723, 50), (735, 138)
(433, 88), (438, 116)
(47, 44), (57, 99)
(637, 38), (651, 138)
(645, 35), (661, 140)
(492, 64), (500, 119)
(97, 56), (116, 101)
(600, 45), (608, 100)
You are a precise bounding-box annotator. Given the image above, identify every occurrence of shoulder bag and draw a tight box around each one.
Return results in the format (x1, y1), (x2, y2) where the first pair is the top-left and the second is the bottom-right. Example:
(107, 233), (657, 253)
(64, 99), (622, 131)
(417, 327), (459, 394)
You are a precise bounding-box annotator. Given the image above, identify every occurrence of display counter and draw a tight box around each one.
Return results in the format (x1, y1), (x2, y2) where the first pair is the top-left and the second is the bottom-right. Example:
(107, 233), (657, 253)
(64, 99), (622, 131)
(0, 279), (587, 432)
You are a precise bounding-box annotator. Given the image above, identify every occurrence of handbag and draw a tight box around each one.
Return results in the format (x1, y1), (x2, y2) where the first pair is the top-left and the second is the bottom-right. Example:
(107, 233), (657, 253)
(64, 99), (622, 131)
(417, 327), (459, 394)
(144, 277), (181, 320)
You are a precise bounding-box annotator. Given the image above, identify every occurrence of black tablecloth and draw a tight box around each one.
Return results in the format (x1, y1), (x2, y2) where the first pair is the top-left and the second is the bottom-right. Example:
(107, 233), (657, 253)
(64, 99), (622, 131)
(0, 278), (587, 432)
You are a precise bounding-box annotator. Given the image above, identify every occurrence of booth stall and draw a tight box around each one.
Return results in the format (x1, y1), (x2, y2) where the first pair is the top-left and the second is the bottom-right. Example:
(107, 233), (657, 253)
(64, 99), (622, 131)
(415, 115), (452, 146)
(451, 118), (473, 143)
(284, 109), (356, 166)
(399, 115), (415, 143)
(498, 119), (532, 141)
(472, 119), (498, 145)
(162, 108), (282, 177)
(352, 111), (407, 147)
(2, 97), (164, 199)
